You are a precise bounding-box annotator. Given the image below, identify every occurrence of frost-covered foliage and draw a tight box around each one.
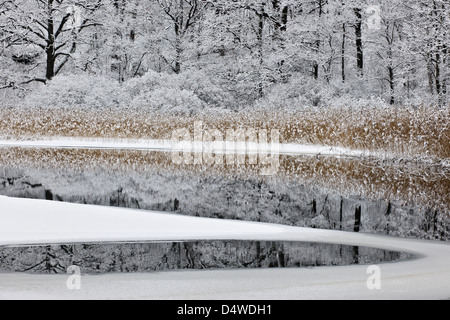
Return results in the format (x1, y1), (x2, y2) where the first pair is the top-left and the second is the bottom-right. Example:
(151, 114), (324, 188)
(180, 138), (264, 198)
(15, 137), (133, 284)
(124, 69), (234, 113)
(254, 74), (343, 108)
(175, 70), (236, 109)
(24, 75), (122, 110)
(129, 87), (204, 115)
(125, 71), (204, 114)
(17, 69), (437, 114)
(1, 0), (448, 107)
(253, 73), (400, 110)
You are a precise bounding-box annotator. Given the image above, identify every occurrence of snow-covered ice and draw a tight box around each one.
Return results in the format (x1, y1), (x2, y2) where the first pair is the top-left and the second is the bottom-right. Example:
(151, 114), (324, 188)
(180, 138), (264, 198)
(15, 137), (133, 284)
(0, 196), (449, 300)
(0, 196), (286, 245)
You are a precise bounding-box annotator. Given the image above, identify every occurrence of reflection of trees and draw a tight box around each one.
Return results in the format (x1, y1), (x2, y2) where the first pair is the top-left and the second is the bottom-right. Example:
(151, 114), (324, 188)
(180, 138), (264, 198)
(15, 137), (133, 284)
(0, 241), (409, 274)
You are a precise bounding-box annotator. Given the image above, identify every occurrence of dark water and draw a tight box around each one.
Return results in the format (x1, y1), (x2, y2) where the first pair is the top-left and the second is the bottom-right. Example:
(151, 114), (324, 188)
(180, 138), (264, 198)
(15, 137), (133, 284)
(0, 241), (412, 274)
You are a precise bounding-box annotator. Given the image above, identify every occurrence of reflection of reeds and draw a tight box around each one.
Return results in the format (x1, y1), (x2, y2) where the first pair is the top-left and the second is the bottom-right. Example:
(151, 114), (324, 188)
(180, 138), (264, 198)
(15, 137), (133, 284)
(1, 106), (448, 159)
(0, 147), (448, 213)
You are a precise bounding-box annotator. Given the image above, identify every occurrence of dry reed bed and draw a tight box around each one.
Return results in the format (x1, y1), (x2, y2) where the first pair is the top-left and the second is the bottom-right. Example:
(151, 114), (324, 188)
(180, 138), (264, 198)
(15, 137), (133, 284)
(0, 106), (448, 160)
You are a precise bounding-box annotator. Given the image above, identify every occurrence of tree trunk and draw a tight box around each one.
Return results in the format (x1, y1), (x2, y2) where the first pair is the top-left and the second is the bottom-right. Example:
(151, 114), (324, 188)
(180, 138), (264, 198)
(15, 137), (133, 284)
(354, 8), (364, 77)
(173, 30), (182, 74)
(271, 0), (280, 32)
(428, 56), (435, 95)
(342, 24), (346, 83)
(313, 2), (323, 80)
(389, 66), (395, 105)
(46, 0), (56, 80)
(281, 6), (289, 32)
(435, 51), (442, 105)
(387, 41), (395, 105)
(46, 49), (55, 80)
(313, 57), (319, 80)
(354, 205), (361, 233)
(441, 34), (448, 103)
(352, 246), (359, 264)
(385, 201), (392, 235)
(256, 3), (265, 98)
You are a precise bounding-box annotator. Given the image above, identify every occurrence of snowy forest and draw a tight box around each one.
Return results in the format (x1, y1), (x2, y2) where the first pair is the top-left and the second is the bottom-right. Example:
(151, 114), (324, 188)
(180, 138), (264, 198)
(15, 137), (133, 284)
(0, 0), (450, 301)
(0, 0), (448, 108)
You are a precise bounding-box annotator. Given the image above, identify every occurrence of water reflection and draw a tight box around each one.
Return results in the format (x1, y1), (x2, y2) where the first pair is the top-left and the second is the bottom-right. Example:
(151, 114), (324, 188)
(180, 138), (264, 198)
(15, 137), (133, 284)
(0, 241), (412, 274)
(1, 147), (448, 214)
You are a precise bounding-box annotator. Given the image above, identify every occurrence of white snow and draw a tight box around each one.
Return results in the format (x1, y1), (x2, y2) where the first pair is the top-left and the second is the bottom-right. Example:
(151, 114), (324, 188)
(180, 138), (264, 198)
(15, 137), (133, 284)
(0, 196), (286, 245)
(0, 137), (382, 158)
(1, 196), (450, 300)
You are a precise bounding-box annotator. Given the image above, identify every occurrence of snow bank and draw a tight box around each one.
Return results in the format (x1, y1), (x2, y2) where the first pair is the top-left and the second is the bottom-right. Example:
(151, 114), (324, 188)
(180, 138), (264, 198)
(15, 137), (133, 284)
(0, 196), (286, 245)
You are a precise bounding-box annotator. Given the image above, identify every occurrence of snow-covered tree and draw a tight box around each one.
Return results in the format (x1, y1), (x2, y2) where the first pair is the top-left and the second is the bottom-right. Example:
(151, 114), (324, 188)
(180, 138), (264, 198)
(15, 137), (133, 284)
(1, 0), (102, 84)
(157, 0), (211, 74)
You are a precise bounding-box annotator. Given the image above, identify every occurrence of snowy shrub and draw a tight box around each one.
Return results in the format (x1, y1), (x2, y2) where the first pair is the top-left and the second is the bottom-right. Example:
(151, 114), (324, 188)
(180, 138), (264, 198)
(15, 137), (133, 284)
(123, 69), (232, 112)
(123, 70), (175, 99)
(129, 87), (204, 115)
(254, 74), (343, 110)
(25, 75), (122, 110)
(255, 78), (393, 111)
(174, 69), (235, 109)
(328, 95), (390, 110)
(401, 92), (441, 108)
